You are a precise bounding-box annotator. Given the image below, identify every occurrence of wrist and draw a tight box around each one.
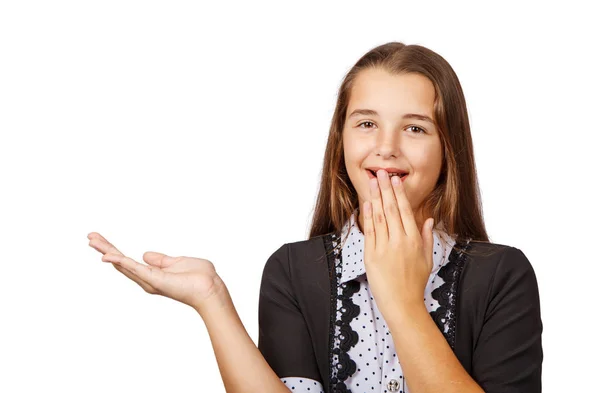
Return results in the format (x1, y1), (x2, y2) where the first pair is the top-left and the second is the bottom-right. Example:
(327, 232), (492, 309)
(388, 301), (428, 332)
(193, 277), (233, 317)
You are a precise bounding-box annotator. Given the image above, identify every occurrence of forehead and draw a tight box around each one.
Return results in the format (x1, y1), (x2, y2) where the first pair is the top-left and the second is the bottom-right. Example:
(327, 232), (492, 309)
(347, 68), (436, 118)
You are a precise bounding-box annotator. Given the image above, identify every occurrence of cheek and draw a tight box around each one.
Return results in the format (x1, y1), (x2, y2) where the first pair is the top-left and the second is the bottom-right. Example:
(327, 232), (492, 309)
(343, 139), (366, 174)
(413, 143), (442, 175)
(405, 147), (443, 199)
(342, 146), (363, 189)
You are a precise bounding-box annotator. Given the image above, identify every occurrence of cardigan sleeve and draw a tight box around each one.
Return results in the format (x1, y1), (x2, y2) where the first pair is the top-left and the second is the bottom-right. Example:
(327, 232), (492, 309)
(257, 243), (325, 392)
(471, 246), (543, 393)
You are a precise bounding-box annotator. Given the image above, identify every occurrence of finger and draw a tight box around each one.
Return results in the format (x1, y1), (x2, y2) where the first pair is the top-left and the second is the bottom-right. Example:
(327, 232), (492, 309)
(370, 170), (388, 249)
(421, 218), (435, 268)
(112, 263), (158, 294)
(361, 200), (376, 262)
(102, 253), (162, 293)
(143, 251), (179, 268)
(377, 170), (403, 240)
(391, 173), (419, 238)
(88, 232), (124, 256)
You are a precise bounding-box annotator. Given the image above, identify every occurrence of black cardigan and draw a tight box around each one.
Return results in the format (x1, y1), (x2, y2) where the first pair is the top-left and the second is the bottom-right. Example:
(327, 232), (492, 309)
(257, 234), (543, 393)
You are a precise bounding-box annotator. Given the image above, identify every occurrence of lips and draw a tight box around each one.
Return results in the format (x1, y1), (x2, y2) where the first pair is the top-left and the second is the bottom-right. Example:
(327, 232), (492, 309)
(366, 169), (408, 181)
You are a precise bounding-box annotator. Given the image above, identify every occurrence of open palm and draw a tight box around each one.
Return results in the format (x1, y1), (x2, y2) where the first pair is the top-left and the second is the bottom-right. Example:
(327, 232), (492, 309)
(87, 232), (225, 312)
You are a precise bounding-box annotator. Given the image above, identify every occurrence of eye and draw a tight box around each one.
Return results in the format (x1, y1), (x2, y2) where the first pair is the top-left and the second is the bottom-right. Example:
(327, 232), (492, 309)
(357, 122), (426, 133)
(407, 125), (426, 134)
(357, 121), (375, 129)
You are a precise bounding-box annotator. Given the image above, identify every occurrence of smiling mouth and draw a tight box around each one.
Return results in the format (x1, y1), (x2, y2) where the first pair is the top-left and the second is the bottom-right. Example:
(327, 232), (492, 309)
(366, 169), (408, 180)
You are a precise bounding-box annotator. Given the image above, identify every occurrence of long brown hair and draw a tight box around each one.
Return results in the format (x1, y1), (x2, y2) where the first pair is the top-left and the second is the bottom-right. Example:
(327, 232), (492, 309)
(308, 42), (490, 257)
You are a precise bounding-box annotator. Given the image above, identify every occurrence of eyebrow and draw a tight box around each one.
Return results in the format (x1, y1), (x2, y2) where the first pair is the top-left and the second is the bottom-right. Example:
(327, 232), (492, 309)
(347, 109), (435, 125)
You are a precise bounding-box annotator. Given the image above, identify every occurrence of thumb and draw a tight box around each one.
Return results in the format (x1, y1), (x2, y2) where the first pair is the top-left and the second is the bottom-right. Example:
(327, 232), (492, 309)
(422, 218), (435, 256)
(143, 251), (178, 268)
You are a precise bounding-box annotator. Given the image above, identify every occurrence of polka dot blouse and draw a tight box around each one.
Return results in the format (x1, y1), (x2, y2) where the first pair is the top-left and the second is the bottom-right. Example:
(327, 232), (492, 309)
(280, 208), (456, 393)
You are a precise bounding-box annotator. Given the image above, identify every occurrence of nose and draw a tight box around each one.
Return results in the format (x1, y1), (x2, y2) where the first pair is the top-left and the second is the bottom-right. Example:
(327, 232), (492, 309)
(374, 128), (400, 159)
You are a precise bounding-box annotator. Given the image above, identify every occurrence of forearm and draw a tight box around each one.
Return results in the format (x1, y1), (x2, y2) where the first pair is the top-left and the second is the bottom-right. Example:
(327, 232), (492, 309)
(195, 285), (289, 393)
(388, 304), (484, 393)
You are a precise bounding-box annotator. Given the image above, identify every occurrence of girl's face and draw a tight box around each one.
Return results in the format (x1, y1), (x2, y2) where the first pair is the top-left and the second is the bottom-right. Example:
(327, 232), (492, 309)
(342, 68), (443, 233)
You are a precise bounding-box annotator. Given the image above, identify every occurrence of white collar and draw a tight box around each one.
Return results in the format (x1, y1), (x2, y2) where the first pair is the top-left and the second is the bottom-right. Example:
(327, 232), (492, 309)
(338, 208), (457, 284)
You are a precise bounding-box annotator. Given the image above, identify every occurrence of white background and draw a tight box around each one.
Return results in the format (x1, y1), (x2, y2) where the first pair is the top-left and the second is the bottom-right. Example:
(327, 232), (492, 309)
(1, 1), (598, 392)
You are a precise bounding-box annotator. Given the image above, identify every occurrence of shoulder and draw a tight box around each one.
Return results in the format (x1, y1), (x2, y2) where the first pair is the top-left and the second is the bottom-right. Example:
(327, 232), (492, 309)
(462, 240), (537, 282)
(260, 235), (332, 316)
(287, 234), (331, 260)
(262, 234), (331, 282)
(459, 240), (540, 308)
(453, 241), (541, 346)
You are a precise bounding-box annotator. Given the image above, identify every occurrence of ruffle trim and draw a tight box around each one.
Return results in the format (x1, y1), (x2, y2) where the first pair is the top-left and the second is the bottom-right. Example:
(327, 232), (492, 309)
(325, 232), (360, 393)
(429, 238), (472, 350)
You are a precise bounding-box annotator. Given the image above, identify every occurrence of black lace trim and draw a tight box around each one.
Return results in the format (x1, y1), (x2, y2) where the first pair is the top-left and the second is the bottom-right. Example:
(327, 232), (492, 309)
(325, 232), (361, 393)
(429, 238), (472, 350)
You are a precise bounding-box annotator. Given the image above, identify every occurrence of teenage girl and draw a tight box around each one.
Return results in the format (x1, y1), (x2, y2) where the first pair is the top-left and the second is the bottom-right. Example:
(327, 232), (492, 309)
(88, 42), (543, 393)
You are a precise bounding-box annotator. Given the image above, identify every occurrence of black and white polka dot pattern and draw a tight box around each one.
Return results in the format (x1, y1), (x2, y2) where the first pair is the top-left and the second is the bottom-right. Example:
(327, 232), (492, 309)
(335, 208), (455, 393)
(279, 208), (456, 393)
(281, 377), (325, 392)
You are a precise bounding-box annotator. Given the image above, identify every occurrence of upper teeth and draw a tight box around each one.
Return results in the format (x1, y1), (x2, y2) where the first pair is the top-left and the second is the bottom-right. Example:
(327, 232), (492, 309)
(371, 170), (404, 177)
